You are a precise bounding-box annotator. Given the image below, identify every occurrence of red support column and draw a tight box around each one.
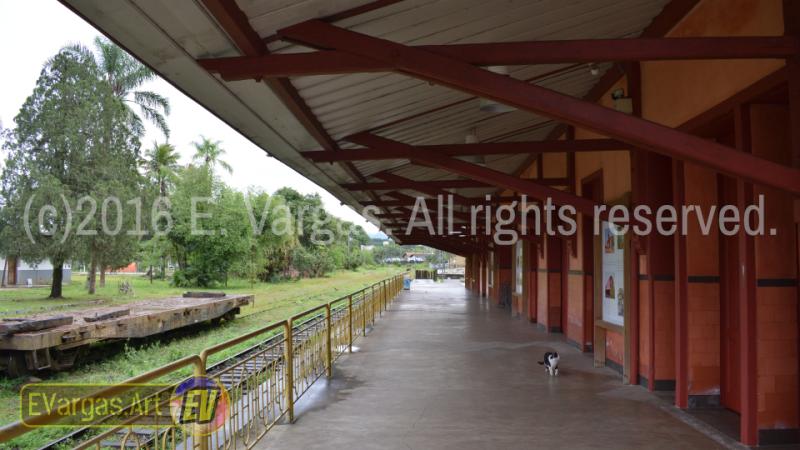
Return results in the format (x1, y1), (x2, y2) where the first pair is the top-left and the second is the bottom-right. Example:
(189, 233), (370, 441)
(673, 160), (689, 409)
(782, 1), (800, 430)
(627, 62), (642, 387)
(734, 105), (758, 446)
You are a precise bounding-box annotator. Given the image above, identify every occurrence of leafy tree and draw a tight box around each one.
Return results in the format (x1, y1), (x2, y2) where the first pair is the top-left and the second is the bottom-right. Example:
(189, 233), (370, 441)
(192, 136), (232, 175)
(64, 38), (162, 293)
(237, 189), (296, 281)
(66, 37), (170, 138)
(168, 166), (249, 287)
(144, 142), (180, 197)
(0, 48), (139, 297)
(291, 246), (334, 278)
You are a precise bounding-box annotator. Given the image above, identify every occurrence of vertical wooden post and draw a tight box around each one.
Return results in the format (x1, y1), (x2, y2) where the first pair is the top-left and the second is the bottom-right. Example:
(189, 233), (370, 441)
(782, 1), (800, 432)
(626, 61), (642, 387)
(734, 104), (758, 446)
(325, 303), (332, 378)
(284, 320), (294, 422)
(673, 159), (688, 409)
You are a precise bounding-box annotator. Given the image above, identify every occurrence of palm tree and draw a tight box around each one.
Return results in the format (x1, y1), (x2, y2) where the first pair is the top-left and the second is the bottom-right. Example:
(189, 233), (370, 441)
(192, 136), (233, 174)
(66, 37), (170, 137)
(145, 142), (180, 196)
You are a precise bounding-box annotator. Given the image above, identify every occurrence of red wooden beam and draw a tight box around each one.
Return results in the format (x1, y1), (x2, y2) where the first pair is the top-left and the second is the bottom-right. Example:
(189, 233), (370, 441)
(200, 0), (384, 214)
(362, 195), (524, 207)
(376, 172), (476, 205)
(280, 20), (800, 196)
(511, 0), (699, 176)
(303, 139), (622, 162)
(343, 177), (568, 191)
(200, 36), (798, 80)
(261, 0), (404, 44)
(347, 133), (603, 218)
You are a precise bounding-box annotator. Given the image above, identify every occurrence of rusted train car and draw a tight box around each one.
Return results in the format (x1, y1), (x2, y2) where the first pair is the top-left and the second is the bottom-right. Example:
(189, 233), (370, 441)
(0, 293), (252, 375)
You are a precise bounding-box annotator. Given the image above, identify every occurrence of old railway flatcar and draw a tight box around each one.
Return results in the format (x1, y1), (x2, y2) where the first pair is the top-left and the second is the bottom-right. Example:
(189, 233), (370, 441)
(0, 293), (252, 375)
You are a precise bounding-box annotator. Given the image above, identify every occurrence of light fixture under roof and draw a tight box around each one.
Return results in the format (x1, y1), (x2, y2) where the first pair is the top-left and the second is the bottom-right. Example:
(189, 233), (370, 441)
(479, 66), (515, 113)
(588, 63), (599, 76)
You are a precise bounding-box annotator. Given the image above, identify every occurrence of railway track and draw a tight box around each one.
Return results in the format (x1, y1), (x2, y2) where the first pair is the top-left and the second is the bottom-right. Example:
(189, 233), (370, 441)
(37, 306), (339, 450)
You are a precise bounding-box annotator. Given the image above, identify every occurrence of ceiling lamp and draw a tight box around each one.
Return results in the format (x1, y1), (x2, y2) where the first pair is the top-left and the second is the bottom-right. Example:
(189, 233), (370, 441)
(588, 63), (600, 76)
(479, 66), (515, 113)
(611, 88), (633, 114)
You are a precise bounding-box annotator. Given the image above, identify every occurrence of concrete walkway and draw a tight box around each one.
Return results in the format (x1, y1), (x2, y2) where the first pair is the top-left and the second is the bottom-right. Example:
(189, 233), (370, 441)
(256, 280), (726, 450)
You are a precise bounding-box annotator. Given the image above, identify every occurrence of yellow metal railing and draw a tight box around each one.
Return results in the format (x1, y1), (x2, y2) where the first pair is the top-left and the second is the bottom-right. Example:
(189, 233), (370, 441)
(0, 274), (405, 450)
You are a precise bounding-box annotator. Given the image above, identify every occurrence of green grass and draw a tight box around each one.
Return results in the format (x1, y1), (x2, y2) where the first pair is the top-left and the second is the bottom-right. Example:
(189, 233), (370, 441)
(0, 267), (399, 449)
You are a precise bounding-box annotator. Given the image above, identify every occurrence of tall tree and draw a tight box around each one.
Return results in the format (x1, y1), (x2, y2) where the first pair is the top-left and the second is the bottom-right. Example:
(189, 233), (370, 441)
(66, 38), (170, 138)
(0, 48), (139, 298)
(66, 38), (166, 292)
(145, 141), (180, 197)
(192, 136), (233, 175)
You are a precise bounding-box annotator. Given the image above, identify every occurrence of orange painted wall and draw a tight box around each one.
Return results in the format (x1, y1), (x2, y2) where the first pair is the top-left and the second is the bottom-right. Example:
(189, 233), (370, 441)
(537, 240), (548, 328)
(643, 0), (785, 128)
(566, 273), (584, 345)
(750, 105), (799, 430)
(684, 164), (721, 396)
(639, 278), (651, 378)
(654, 281), (676, 380)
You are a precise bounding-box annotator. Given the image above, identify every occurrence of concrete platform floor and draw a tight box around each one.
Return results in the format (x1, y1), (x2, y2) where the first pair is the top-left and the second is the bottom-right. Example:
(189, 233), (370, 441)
(256, 280), (729, 450)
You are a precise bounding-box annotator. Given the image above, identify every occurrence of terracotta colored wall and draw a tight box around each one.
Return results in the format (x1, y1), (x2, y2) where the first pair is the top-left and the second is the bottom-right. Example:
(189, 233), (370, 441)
(654, 281), (676, 380)
(537, 239), (549, 328)
(606, 330), (624, 366)
(639, 277), (651, 378)
(643, 0), (785, 128)
(750, 105), (799, 430)
(684, 164), (721, 396)
(567, 273), (584, 346)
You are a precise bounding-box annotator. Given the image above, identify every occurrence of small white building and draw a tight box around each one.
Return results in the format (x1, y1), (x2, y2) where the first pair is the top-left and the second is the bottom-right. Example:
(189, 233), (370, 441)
(0, 256), (72, 286)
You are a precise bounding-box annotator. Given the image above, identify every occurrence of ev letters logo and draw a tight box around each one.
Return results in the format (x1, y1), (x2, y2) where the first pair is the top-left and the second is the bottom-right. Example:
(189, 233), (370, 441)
(170, 376), (229, 435)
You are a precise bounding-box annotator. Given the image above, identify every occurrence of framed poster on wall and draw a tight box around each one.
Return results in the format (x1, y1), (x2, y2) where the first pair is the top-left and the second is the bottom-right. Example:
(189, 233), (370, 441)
(601, 221), (625, 326)
(593, 193), (632, 384)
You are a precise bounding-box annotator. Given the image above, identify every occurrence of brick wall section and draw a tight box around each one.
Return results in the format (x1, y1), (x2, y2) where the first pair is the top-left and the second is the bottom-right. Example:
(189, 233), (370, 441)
(751, 105), (798, 430)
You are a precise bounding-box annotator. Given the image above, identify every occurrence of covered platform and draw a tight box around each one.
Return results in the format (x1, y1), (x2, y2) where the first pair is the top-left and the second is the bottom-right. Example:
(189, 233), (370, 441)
(257, 280), (724, 450)
(60, 0), (800, 446)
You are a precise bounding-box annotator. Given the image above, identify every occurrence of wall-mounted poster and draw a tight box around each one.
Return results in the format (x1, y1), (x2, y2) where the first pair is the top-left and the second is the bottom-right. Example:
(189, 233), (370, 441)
(601, 221), (625, 326)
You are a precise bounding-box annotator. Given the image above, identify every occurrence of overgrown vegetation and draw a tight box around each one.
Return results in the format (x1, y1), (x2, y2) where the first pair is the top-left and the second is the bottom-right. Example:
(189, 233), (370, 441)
(0, 268), (396, 449)
(0, 39), (379, 295)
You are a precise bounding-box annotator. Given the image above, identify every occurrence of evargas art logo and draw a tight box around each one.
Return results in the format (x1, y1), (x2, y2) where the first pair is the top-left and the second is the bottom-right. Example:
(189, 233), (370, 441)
(170, 376), (229, 435)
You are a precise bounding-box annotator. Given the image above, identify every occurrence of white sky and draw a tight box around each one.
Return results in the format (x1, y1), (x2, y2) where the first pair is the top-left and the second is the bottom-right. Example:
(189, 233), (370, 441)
(0, 0), (379, 234)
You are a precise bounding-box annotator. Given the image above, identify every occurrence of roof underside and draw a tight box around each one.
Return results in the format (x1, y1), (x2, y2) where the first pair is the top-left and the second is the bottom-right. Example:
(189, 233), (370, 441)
(63, 0), (671, 246)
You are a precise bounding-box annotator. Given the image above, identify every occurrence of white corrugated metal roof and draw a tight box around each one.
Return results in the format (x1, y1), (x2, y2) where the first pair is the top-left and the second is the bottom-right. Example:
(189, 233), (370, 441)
(63, 0), (670, 232)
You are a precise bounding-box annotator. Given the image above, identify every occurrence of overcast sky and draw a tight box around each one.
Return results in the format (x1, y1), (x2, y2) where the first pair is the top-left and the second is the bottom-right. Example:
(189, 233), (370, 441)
(0, 1), (379, 234)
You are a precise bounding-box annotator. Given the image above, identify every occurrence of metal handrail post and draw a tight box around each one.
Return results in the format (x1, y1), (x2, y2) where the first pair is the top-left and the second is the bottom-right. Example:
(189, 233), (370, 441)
(348, 294), (353, 352)
(284, 320), (294, 422)
(325, 303), (332, 378)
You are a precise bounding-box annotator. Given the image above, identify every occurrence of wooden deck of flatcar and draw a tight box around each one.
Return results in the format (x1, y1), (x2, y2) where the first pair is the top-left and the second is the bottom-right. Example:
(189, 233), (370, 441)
(0, 294), (253, 374)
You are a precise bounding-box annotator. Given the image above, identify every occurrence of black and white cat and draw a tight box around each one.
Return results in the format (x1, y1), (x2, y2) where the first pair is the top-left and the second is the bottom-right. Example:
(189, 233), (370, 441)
(537, 351), (560, 376)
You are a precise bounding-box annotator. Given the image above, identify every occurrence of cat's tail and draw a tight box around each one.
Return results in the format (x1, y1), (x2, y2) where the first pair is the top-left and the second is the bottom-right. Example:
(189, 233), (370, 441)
(537, 361), (544, 365)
